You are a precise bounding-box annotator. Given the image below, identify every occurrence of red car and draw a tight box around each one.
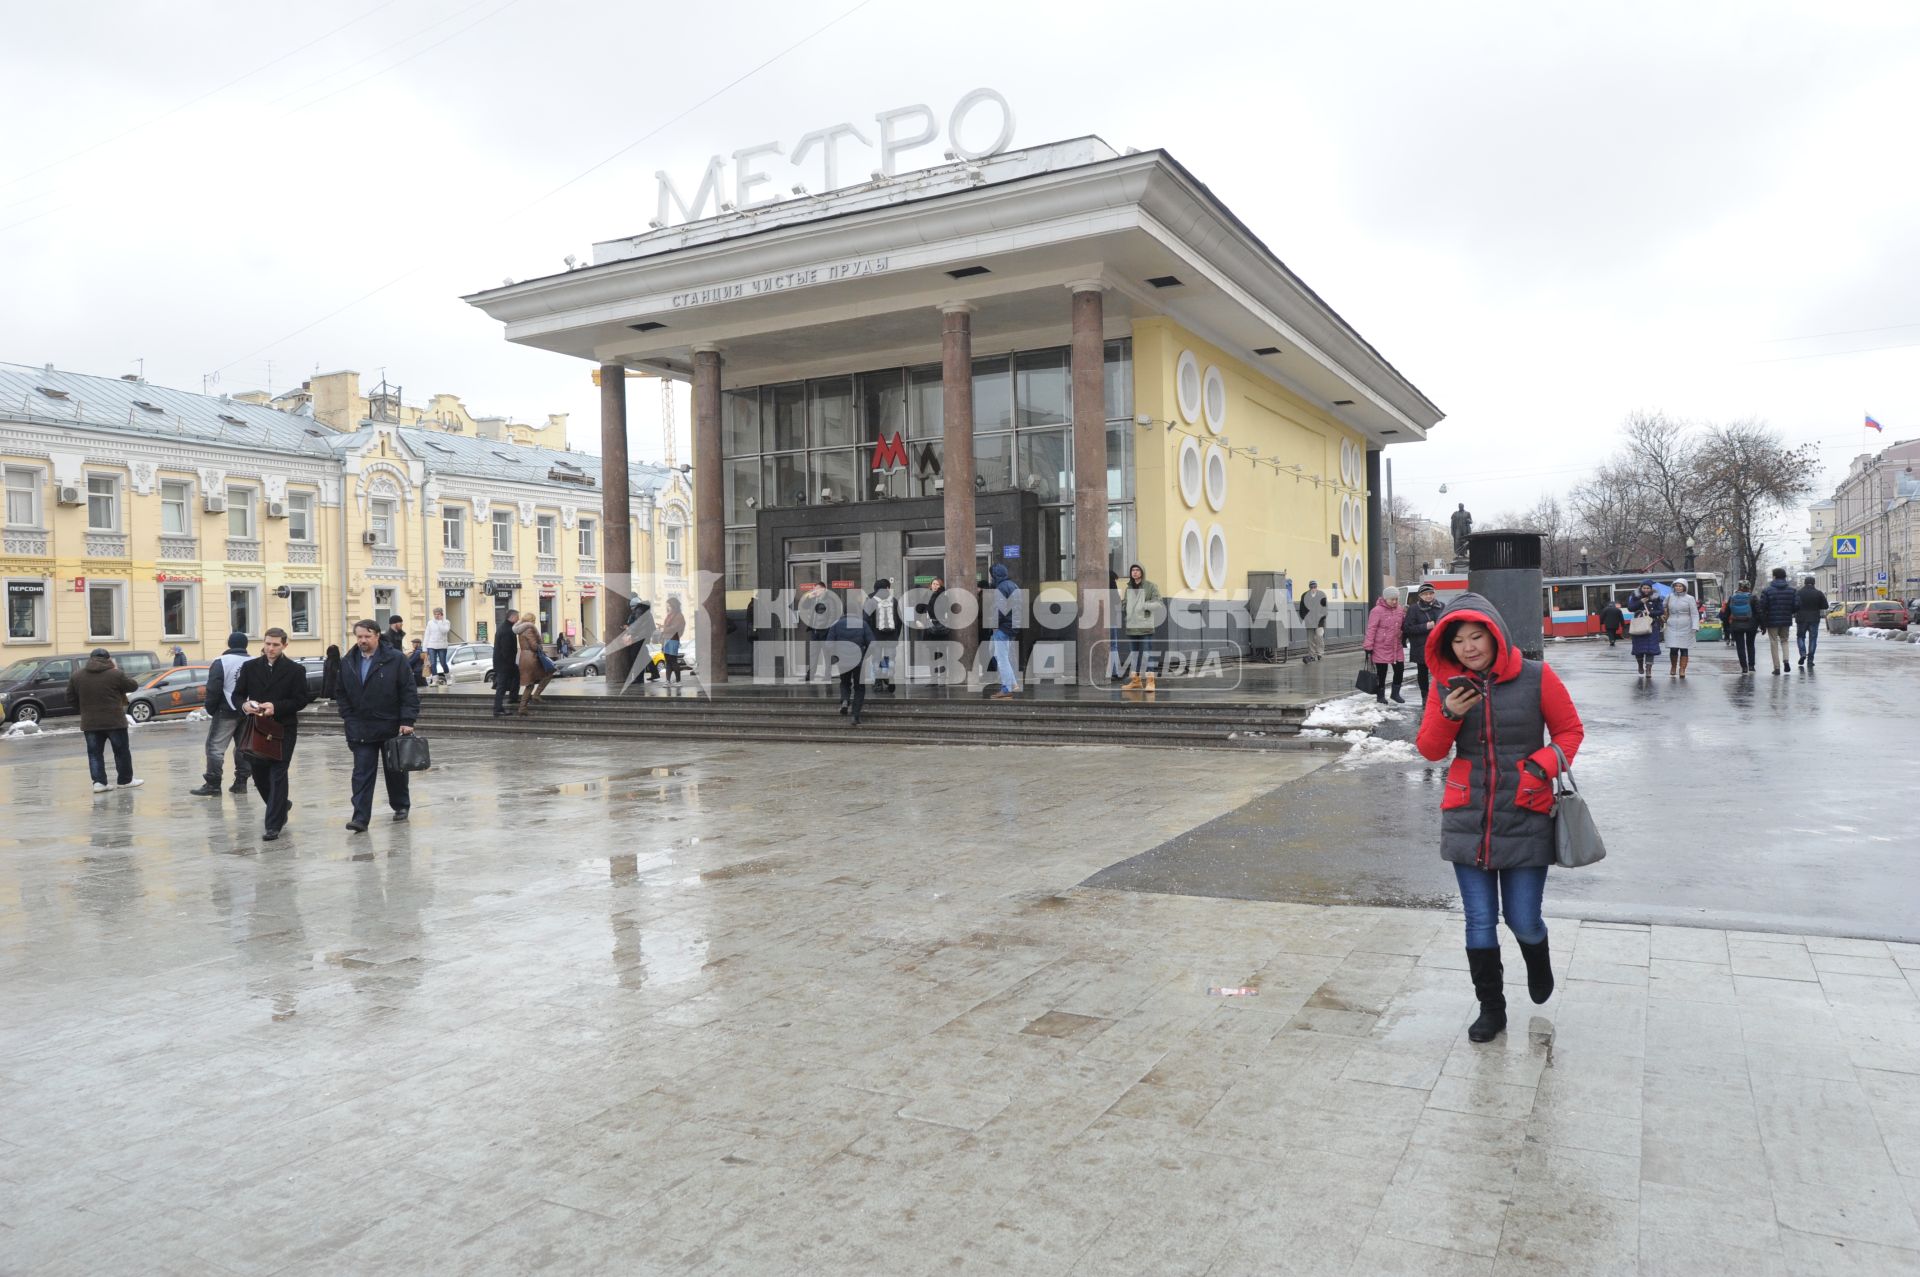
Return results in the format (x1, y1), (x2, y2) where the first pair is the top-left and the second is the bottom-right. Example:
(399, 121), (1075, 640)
(1849, 601), (1911, 629)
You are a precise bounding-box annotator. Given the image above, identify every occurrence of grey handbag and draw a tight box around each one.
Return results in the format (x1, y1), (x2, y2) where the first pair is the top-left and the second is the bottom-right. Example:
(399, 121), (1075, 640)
(1550, 744), (1606, 867)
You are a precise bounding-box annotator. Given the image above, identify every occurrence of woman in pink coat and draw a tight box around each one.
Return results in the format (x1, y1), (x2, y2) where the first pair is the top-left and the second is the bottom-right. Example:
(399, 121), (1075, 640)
(1363, 592), (1407, 704)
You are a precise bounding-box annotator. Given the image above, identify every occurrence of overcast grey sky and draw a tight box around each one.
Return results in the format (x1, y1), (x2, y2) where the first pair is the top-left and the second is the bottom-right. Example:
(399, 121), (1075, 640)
(5, 0), (1918, 536)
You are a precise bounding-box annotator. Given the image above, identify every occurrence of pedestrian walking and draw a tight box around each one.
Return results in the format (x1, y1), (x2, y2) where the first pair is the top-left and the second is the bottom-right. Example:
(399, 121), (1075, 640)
(423, 608), (453, 684)
(235, 628), (309, 841)
(658, 596), (688, 684)
(406, 639), (428, 688)
(1299, 580), (1328, 662)
(1625, 581), (1666, 677)
(335, 619), (420, 834)
(1723, 580), (1759, 674)
(865, 579), (902, 692)
(1120, 564), (1162, 692)
(1664, 580), (1699, 678)
(987, 564), (1021, 699)
(189, 631), (253, 796)
(170, 646), (187, 668)
(67, 649), (142, 793)
(383, 615), (406, 652)
(1598, 599), (1624, 646)
(321, 644), (342, 701)
(1401, 583), (1445, 701)
(827, 606), (871, 726)
(909, 574), (953, 686)
(1363, 591), (1407, 703)
(514, 614), (552, 713)
(1758, 567), (1799, 675)
(1415, 593), (1585, 1043)
(1795, 575), (1828, 669)
(491, 609), (522, 715)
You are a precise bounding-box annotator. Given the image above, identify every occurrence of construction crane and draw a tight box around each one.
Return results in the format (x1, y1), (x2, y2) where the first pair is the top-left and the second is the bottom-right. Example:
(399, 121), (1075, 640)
(589, 367), (678, 467)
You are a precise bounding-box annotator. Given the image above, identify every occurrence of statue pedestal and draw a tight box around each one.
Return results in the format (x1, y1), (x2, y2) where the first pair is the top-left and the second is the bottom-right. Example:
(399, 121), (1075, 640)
(1450, 556), (1469, 573)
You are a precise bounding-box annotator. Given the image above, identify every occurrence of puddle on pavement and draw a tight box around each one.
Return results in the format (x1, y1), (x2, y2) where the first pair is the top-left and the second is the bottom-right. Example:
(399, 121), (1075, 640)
(698, 855), (786, 882)
(547, 765), (692, 797)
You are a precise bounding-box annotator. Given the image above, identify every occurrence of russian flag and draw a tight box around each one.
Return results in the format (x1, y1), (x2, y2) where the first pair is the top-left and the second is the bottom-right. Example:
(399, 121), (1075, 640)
(1866, 413), (1884, 432)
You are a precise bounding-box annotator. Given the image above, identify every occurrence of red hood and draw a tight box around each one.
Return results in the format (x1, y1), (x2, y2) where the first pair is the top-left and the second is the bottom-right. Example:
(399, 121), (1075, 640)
(1422, 592), (1524, 684)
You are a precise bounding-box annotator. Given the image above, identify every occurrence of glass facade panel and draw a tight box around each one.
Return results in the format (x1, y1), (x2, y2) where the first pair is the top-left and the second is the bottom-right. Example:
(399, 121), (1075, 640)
(724, 457), (759, 523)
(971, 356), (1012, 431)
(1017, 429), (1071, 502)
(809, 377), (855, 449)
(1014, 350), (1070, 428)
(763, 453), (806, 508)
(908, 440), (943, 498)
(725, 528), (755, 591)
(1107, 506), (1135, 578)
(811, 449), (861, 505)
(722, 389), (759, 458)
(974, 433), (1013, 492)
(858, 370), (906, 443)
(1036, 506), (1072, 582)
(1104, 340), (1133, 421)
(1106, 424), (1133, 502)
(765, 383), (805, 451)
(908, 365), (943, 440)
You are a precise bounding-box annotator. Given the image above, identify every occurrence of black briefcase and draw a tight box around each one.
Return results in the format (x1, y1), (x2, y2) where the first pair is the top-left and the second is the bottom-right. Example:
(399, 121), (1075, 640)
(383, 732), (431, 773)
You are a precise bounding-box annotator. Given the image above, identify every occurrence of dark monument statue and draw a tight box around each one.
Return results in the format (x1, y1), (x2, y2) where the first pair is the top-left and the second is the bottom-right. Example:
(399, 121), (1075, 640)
(1450, 503), (1474, 560)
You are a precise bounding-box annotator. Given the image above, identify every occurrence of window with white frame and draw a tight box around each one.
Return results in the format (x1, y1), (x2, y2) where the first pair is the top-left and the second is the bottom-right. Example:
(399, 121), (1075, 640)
(86, 474), (120, 532)
(578, 518), (596, 560)
(6, 579), (47, 640)
(227, 484), (256, 539)
(536, 513), (556, 556)
(286, 491), (313, 542)
(665, 522), (683, 566)
(229, 584), (259, 637)
(491, 510), (513, 554)
(160, 479), (192, 535)
(370, 498), (396, 547)
(287, 586), (315, 637)
(161, 584), (198, 640)
(443, 505), (466, 551)
(5, 467), (42, 528)
(86, 581), (125, 641)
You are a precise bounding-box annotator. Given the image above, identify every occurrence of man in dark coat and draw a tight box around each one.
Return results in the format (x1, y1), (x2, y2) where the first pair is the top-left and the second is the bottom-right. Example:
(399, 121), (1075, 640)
(66, 649), (141, 792)
(234, 627), (311, 841)
(826, 609), (871, 727)
(1598, 600), (1624, 645)
(1793, 575), (1829, 669)
(383, 615), (407, 652)
(1757, 567), (1800, 674)
(491, 608), (521, 716)
(336, 618), (420, 833)
(1400, 584), (1446, 701)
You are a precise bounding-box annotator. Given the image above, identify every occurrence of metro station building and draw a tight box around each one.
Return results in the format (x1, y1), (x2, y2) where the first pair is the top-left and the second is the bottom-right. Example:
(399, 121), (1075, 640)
(467, 138), (1442, 680)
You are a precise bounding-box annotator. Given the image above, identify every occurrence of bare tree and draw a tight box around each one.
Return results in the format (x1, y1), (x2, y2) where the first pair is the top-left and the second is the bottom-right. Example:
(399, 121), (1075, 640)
(1570, 461), (1659, 573)
(1692, 420), (1819, 584)
(1619, 410), (1706, 566)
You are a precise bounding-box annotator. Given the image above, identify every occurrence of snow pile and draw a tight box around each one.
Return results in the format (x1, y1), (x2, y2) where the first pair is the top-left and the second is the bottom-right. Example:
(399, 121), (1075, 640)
(3, 720), (42, 739)
(1847, 626), (1918, 642)
(184, 709), (211, 722)
(1339, 736), (1424, 767)
(1303, 693), (1409, 731)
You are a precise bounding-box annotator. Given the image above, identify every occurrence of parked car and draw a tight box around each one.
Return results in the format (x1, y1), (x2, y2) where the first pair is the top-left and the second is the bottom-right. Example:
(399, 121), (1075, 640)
(1849, 600), (1911, 629)
(1, 650), (160, 725)
(296, 656), (329, 697)
(553, 644), (606, 678)
(126, 664), (213, 722)
(445, 642), (496, 684)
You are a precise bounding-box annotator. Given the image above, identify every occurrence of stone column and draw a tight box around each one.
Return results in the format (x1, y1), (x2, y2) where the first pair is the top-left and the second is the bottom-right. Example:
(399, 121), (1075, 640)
(940, 303), (979, 678)
(1365, 446), (1385, 605)
(598, 363), (635, 687)
(692, 346), (728, 684)
(1069, 281), (1110, 686)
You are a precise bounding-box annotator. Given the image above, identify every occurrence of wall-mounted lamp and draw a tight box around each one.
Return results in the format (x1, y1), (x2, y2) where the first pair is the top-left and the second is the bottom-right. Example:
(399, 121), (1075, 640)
(745, 496), (758, 510)
(1135, 413), (1153, 429)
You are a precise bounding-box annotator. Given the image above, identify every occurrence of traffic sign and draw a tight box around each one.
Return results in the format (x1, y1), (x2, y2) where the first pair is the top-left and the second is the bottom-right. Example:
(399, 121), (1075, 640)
(1877, 571), (1888, 583)
(1833, 535), (1861, 558)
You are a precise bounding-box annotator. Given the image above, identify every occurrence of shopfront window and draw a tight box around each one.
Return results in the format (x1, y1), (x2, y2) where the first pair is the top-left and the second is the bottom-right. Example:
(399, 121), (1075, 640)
(1017, 430), (1070, 502)
(974, 432), (1013, 492)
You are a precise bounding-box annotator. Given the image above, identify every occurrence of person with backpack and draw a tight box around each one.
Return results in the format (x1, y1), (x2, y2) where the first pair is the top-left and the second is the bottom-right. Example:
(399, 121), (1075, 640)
(864, 579), (902, 693)
(1624, 581), (1665, 678)
(1415, 593), (1585, 1043)
(1794, 575), (1829, 669)
(1722, 580), (1759, 674)
(190, 631), (254, 797)
(1757, 567), (1800, 675)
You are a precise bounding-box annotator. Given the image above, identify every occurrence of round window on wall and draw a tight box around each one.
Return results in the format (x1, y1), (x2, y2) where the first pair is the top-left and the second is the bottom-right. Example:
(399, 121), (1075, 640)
(1178, 436), (1203, 508)
(1342, 439), (1356, 488)
(1202, 365), (1227, 434)
(1204, 445), (1227, 511)
(1180, 519), (1205, 590)
(1176, 350), (1202, 425)
(1205, 525), (1228, 590)
(1339, 495), (1353, 543)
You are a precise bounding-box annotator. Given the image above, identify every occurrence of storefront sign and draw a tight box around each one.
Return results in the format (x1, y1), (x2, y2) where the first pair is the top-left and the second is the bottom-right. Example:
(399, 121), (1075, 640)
(154, 572), (202, 583)
(581, 582), (599, 596)
(539, 583), (558, 598)
(654, 88), (1016, 227)
(6, 581), (45, 596)
(444, 588), (467, 597)
(871, 432), (908, 472)
(1003, 545), (1021, 560)
(72, 577), (86, 591)
(670, 256), (891, 309)
(830, 579), (856, 590)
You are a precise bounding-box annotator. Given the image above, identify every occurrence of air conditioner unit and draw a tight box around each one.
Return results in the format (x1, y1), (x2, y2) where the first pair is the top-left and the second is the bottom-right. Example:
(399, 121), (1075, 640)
(265, 500), (287, 519)
(203, 494), (227, 514)
(56, 484), (83, 506)
(361, 531), (379, 546)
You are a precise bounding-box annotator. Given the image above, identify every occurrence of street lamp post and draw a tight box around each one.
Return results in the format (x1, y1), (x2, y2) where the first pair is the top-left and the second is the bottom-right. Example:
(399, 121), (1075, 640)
(1579, 546), (1590, 576)
(1684, 536), (1696, 572)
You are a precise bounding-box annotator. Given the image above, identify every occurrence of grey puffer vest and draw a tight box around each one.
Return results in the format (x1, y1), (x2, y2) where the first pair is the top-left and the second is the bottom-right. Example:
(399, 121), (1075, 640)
(1440, 659), (1553, 870)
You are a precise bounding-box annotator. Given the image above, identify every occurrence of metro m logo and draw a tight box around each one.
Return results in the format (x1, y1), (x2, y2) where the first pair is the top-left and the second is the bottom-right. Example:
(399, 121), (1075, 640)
(871, 431), (908, 472)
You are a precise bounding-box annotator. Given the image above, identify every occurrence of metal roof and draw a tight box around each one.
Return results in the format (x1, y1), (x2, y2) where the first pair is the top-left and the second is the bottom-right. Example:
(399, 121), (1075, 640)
(329, 421), (675, 496)
(0, 362), (339, 457)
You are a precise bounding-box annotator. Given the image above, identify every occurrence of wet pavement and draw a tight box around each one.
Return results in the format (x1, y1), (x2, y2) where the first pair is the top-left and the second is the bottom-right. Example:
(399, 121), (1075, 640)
(1086, 635), (1920, 943)
(3, 694), (1919, 1273)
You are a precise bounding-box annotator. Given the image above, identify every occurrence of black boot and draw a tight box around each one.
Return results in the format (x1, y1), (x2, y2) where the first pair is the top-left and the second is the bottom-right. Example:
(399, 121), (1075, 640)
(1465, 947), (1507, 1043)
(1516, 934), (1554, 1005)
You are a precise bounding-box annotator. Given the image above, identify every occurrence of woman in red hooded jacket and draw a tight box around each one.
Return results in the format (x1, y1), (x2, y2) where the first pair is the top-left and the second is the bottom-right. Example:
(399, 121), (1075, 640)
(1415, 592), (1585, 1043)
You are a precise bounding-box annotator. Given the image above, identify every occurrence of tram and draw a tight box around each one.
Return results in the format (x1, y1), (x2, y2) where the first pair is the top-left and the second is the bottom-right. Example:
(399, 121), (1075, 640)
(1541, 571), (1724, 639)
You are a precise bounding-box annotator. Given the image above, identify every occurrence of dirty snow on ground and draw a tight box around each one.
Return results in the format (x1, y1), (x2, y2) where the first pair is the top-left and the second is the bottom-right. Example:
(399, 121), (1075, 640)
(1338, 736), (1426, 767)
(1302, 692), (1412, 731)
(1846, 626), (1917, 642)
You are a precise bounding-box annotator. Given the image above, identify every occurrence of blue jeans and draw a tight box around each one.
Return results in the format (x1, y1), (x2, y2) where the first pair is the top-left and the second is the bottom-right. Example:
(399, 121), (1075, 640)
(428, 648), (449, 677)
(85, 729), (133, 786)
(992, 632), (1017, 692)
(1124, 635), (1153, 677)
(1453, 863), (1548, 949)
(1796, 623), (1819, 662)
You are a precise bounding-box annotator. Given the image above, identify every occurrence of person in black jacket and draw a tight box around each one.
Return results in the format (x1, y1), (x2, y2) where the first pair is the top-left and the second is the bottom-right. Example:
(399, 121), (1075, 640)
(1757, 567), (1800, 674)
(235, 627), (312, 841)
(826, 609), (871, 726)
(336, 619), (420, 833)
(1794, 575), (1829, 669)
(491, 609), (521, 715)
(1400, 584), (1446, 701)
(320, 644), (342, 701)
(1598, 600), (1624, 646)
(383, 615), (407, 652)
